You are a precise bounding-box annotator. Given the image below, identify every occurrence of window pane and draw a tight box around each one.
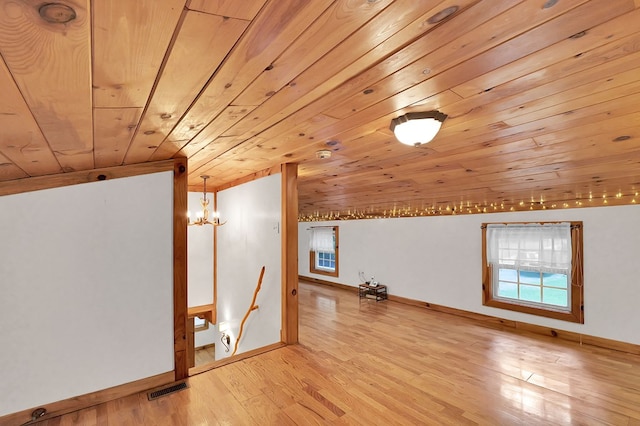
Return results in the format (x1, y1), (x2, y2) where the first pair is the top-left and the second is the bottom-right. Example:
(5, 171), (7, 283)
(520, 285), (541, 303)
(310, 227), (339, 276)
(519, 270), (541, 285)
(315, 250), (335, 271)
(498, 268), (517, 282)
(497, 281), (517, 299)
(543, 273), (568, 289)
(543, 288), (568, 307)
(484, 222), (582, 323)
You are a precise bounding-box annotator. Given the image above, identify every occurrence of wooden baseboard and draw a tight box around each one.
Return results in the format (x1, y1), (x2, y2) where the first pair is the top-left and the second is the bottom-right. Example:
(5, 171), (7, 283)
(188, 342), (286, 376)
(389, 295), (518, 330)
(1, 371), (175, 426)
(299, 275), (357, 292)
(302, 278), (640, 356)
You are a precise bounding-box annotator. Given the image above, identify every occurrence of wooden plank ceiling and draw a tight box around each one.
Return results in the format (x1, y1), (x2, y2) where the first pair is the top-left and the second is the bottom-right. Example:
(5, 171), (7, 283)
(0, 0), (639, 220)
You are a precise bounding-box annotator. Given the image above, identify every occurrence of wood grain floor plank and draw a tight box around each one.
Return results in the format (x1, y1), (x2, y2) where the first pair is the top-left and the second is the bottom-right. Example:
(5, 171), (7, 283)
(37, 281), (640, 425)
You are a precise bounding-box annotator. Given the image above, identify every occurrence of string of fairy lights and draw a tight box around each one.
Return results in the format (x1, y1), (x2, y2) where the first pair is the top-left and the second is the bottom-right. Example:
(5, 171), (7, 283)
(298, 190), (639, 221)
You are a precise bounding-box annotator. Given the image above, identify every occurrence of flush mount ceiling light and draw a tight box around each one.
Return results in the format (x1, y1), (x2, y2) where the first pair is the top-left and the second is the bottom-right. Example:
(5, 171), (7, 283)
(390, 111), (448, 147)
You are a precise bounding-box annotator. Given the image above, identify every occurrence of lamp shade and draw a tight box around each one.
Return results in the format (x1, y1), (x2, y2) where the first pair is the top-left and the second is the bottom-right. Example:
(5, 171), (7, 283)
(390, 111), (448, 146)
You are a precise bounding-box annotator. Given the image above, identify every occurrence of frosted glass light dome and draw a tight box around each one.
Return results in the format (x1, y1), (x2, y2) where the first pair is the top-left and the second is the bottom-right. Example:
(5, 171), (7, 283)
(390, 111), (448, 147)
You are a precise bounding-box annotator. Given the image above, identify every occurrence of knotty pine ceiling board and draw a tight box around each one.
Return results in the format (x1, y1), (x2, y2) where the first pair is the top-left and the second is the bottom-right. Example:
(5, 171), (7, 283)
(93, 107), (142, 168)
(217, 0), (479, 146)
(125, 10), (250, 164)
(232, 0), (394, 107)
(456, 30), (640, 119)
(186, 0), (268, 21)
(493, 72), (640, 131)
(0, 152), (28, 181)
(288, 0), (608, 156)
(166, 0), (334, 145)
(442, 45), (640, 136)
(212, 83), (458, 178)
(0, 0), (639, 218)
(431, 68), (640, 153)
(0, 58), (61, 177)
(92, 0), (184, 108)
(0, 0), (93, 173)
(451, 9), (640, 98)
(323, 0), (570, 120)
(166, 105), (258, 160)
(187, 136), (255, 174)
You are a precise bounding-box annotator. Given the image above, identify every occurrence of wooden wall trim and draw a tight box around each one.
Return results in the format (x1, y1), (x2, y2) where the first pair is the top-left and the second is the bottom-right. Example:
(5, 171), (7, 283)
(302, 278), (640, 356)
(281, 163), (299, 344)
(173, 158), (189, 380)
(0, 372), (174, 426)
(0, 159), (175, 196)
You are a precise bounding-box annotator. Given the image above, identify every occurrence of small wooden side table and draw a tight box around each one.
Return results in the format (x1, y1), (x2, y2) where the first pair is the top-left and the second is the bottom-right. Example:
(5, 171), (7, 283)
(358, 284), (387, 302)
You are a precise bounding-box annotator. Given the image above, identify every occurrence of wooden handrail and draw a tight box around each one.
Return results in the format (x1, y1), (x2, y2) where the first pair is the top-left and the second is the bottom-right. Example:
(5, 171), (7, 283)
(232, 266), (265, 356)
(187, 304), (215, 323)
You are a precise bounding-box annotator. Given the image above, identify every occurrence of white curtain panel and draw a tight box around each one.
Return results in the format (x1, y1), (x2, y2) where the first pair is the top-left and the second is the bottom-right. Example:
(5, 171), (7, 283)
(309, 227), (335, 253)
(486, 223), (571, 273)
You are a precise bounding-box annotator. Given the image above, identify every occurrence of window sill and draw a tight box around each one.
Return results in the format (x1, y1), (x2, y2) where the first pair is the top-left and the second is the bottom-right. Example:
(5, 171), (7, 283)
(483, 297), (582, 323)
(310, 267), (338, 277)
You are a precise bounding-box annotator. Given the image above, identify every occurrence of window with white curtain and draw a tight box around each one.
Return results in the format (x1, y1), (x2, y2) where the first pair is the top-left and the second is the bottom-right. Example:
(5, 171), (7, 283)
(482, 222), (584, 323)
(309, 226), (339, 277)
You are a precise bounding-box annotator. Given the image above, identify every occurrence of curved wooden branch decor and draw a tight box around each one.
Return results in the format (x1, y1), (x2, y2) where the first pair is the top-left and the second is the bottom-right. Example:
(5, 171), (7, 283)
(232, 266), (266, 356)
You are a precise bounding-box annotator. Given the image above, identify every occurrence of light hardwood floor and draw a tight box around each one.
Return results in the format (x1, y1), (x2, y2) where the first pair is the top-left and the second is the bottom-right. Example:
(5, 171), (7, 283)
(39, 282), (640, 425)
(194, 346), (216, 367)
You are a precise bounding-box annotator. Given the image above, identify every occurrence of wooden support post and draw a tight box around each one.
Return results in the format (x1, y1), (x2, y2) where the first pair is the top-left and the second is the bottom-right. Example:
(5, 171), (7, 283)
(281, 163), (299, 344)
(173, 158), (188, 380)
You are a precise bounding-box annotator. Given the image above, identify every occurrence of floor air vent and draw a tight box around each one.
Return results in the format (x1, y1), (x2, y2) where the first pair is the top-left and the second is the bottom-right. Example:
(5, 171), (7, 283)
(147, 382), (188, 401)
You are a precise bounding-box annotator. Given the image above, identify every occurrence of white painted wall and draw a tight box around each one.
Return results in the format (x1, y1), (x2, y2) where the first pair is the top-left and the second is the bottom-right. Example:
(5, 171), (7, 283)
(299, 204), (640, 345)
(194, 322), (217, 348)
(187, 191), (214, 307)
(216, 173), (282, 359)
(0, 172), (174, 417)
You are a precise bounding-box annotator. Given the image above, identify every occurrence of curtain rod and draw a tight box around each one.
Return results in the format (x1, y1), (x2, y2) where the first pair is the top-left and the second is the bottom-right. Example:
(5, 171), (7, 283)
(481, 222), (581, 229)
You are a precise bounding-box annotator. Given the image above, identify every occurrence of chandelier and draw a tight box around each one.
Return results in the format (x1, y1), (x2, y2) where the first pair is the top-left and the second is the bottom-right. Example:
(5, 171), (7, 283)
(188, 175), (225, 226)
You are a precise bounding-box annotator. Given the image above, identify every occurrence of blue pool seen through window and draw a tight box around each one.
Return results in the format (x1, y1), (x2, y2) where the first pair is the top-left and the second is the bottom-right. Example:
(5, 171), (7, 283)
(497, 269), (568, 308)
